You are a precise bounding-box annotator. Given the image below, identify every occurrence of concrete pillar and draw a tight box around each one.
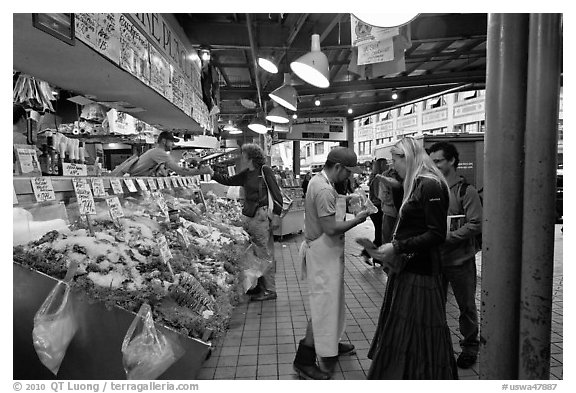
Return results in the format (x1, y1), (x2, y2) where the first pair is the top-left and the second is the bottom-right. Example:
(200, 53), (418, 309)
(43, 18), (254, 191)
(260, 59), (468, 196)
(293, 141), (301, 175)
(518, 13), (562, 379)
(480, 13), (529, 379)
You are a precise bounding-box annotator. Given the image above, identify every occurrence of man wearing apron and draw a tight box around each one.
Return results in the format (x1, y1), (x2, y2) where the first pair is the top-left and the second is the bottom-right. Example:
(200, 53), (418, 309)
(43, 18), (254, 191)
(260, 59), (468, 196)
(293, 147), (370, 380)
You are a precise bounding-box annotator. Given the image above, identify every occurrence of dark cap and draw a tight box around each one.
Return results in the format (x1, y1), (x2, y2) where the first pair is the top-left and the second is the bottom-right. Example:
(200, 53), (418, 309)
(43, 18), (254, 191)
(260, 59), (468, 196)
(158, 131), (180, 143)
(326, 147), (363, 174)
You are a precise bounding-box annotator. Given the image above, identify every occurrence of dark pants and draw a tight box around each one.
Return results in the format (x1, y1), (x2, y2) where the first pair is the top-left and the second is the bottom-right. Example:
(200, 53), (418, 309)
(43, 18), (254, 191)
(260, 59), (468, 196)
(441, 258), (479, 355)
(369, 208), (383, 247)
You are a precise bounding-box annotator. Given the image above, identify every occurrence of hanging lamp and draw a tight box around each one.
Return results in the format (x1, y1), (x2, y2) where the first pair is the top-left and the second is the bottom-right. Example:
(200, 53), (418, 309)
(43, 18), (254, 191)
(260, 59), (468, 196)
(248, 113), (268, 134)
(257, 56), (279, 74)
(269, 73), (298, 111)
(266, 104), (290, 124)
(290, 34), (330, 88)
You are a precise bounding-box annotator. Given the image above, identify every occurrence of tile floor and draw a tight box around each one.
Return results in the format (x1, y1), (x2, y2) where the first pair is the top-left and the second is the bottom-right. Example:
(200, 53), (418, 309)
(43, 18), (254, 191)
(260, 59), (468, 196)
(197, 220), (563, 380)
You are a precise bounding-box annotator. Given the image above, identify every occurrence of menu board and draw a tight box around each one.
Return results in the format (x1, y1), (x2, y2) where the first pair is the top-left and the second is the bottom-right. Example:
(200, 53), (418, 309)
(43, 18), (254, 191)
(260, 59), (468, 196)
(72, 178), (97, 215)
(75, 14), (121, 64)
(119, 14), (150, 85)
(149, 45), (170, 97)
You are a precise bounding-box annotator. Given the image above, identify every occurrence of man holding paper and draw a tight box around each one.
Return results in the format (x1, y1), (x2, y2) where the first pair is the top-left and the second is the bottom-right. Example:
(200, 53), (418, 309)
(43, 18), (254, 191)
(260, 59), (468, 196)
(293, 147), (370, 380)
(428, 142), (483, 369)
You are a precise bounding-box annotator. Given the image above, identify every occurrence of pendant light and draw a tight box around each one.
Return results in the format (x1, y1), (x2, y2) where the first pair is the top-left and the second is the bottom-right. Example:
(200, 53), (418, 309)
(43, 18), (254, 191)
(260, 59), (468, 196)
(269, 73), (298, 111)
(257, 56), (279, 74)
(266, 104), (290, 124)
(290, 34), (330, 88)
(352, 13), (419, 28)
(248, 113), (268, 134)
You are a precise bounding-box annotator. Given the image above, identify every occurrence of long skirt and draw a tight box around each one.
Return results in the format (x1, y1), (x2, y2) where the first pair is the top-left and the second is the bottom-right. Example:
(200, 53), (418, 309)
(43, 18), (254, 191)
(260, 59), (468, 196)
(367, 271), (458, 380)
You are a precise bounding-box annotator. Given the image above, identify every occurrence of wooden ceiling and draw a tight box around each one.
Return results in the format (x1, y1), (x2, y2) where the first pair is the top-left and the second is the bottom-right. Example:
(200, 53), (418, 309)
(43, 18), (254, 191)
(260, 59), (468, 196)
(174, 13), (489, 137)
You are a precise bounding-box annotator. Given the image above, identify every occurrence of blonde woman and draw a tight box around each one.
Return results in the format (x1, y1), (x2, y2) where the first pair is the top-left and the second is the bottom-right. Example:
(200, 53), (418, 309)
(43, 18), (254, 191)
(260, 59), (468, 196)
(366, 137), (458, 379)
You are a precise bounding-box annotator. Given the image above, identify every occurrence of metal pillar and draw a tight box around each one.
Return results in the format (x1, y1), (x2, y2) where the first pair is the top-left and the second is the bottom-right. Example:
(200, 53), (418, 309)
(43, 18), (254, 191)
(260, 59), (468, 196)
(293, 141), (301, 175)
(481, 13), (529, 379)
(341, 119), (355, 149)
(518, 13), (562, 379)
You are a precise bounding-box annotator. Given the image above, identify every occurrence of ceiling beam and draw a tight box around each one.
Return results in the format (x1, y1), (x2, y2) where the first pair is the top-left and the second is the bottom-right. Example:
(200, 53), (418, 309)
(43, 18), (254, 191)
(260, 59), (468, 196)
(403, 40), (455, 75)
(426, 38), (485, 73)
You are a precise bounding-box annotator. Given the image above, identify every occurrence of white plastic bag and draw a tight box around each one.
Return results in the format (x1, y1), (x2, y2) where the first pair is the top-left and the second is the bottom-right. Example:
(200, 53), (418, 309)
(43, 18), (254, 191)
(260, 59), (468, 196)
(240, 244), (272, 293)
(32, 263), (78, 375)
(349, 189), (378, 215)
(121, 303), (184, 380)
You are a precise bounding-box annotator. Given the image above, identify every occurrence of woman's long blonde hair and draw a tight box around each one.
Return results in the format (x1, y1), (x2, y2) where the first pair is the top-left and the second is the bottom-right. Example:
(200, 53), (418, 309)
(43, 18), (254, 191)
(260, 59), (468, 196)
(391, 136), (448, 215)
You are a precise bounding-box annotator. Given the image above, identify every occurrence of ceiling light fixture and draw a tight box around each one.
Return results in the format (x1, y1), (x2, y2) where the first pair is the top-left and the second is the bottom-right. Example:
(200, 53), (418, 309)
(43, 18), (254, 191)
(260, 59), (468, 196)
(352, 13), (419, 28)
(348, 108), (353, 114)
(292, 114), (298, 120)
(269, 73), (298, 111)
(266, 104), (290, 124)
(257, 56), (278, 74)
(290, 34), (330, 88)
(199, 47), (211, 61)
(248, 113), (268, 134)
(229, 128), (243, 135)
(314, 97), (321, 106)
(392, 90), (399, 100)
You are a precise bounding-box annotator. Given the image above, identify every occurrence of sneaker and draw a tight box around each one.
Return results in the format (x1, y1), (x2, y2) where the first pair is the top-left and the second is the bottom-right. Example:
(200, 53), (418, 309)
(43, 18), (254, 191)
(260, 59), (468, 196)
(251, 290), (277, 301)
(456, 351), (478, 369)
(338, 342), (356, 356)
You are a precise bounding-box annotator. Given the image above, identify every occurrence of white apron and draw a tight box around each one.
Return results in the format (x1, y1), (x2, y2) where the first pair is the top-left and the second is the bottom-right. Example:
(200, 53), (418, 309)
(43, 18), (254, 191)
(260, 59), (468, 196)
(299, 233), (346, 357)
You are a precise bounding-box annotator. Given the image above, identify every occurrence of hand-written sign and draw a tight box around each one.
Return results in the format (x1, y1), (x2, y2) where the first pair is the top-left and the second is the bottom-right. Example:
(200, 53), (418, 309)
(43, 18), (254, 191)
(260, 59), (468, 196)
(171, 177), (179, 188)
(110, 178), (124, 194)
(72, 178), (97, 215)
(91, 178), (107, 198)
(124, 178), (138, 192)
(31, 177), (56, 202)
(156, 177), (165, 189)
(178, 177), (185, 187)
(147, 177), (158, 190)
(157, 235), (173, 263)
(62, 162), (88, 176)
(16, 148), (41, 175)
(136, 178), (148, 192)
(106, 196), (125, 220)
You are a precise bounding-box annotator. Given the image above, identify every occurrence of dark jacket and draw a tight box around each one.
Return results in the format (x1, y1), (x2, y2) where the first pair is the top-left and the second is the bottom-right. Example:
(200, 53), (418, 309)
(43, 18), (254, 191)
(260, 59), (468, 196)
(440, 177), (482, 266)
(213, 165), (283, 217)
(394, 177), (449, 276)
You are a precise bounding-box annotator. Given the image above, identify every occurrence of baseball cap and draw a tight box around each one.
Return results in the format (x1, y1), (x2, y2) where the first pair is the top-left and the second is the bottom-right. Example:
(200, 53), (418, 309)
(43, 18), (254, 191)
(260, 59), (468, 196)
(326, 147), (363, 174)
(157, 131), (180, 143)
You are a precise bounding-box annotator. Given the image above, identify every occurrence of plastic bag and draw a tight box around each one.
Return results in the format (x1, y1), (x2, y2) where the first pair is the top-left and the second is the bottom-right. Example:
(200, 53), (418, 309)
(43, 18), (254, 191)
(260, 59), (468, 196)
(349, 189), (378, 215)
(32, 263), (78, 375)
(122, 303), (184, 380)
(240, 244), (272, 293)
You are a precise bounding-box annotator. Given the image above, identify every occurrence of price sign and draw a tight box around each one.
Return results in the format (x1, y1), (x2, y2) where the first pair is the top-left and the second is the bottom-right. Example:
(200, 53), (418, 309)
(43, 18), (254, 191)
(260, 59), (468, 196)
(91, 178), (107, 198)
(13, 186), (18, 205)
(157, 177), (165, 189)
(106, 196), (125, 220)
(16, 147), (41, 175)
(147, 178), (158, 190)
(153, 191), (169, 217)
(136, 178), (148, 192)
(202, 174), (211, 182)
(193, 175), (201, 186)
(124, 178), (138, 192)
(110, 178), (124, 194)
(63, 163), (88, 176)
(157, 235), (173, 263)
(178, 177), (185, 187)
(72, 178), (97, 215)
(227, 166), (236, 176)
(171, 177), (179, 188)
(31, 177), (56, 202)
(164, 177), (172, 189)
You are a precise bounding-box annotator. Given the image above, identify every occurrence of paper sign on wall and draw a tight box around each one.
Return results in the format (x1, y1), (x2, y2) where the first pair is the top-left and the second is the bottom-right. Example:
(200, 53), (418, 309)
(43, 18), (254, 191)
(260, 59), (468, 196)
(106, 196), (125, 220)
(91, 178), (107, 197)
(31, 177), (56, 202)
(357, 38), (395, 65)
(124, 178), (138, 192)
(72, 178), (97, 215)
(110, 178), (124, 194)
(157, 235), (173, 263)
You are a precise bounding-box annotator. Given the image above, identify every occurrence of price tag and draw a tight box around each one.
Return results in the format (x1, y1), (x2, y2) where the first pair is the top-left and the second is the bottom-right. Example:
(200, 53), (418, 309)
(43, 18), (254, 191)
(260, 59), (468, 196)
(157, 235), (173, 263)
(157, 177), (165, 189)
(164, 178), (172, 189)
(153, 191), (169, 217)
(91, 178), (107, 198)
(178, 177), (185, 187)
(136, 178), (148, 191)
(13, 186), (18, 205)
(147, 178), (158, 190)
(193, 175), (201, 186)
(110, 178), (124, 194)
(172, 177), (179, 188)
(72, 178), (97, 215)
(31, 177), (56, 202)
(106, 196), (125, 220)
(63, 163), (88, 176)
(124, 178), (138, 192)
